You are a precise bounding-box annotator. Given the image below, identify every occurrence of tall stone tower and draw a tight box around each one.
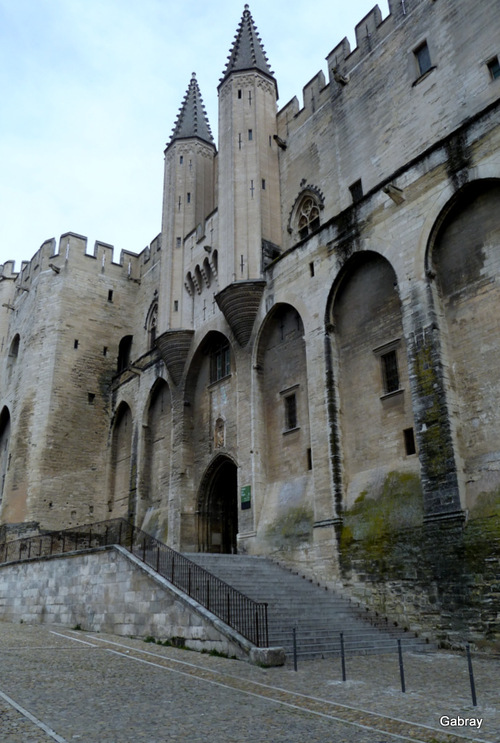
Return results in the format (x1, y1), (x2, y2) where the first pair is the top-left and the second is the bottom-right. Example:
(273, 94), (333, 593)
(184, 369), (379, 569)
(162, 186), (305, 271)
(160, 74), (216, 331)
(217, 4), (282, 288)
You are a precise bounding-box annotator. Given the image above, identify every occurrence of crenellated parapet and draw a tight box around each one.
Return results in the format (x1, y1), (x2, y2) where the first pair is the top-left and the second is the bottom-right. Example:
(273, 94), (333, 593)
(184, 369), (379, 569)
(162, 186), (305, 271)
(1, 232), (161, 294)
(277, 0), (499, 253)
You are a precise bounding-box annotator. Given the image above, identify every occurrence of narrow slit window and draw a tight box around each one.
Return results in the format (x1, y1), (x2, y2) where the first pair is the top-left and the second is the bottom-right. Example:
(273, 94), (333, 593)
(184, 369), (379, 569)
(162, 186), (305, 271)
(107, 289), (113, 302)
(284, 394), (297, 431)
(404, 428), (416, 456)
(248, 129), (253, 141)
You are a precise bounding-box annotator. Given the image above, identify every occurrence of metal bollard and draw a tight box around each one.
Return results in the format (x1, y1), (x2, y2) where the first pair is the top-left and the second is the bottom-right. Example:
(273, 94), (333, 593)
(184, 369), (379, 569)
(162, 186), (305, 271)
(466, 643), (477, 707)
(293, 627), (298, 671)
(397, 638), (406, 693)
(340, 632), (346, 682)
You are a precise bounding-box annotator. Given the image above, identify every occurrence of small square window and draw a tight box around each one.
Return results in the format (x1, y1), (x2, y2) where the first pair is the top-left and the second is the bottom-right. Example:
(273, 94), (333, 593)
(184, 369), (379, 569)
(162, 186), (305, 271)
(349, 179), (363, 204)
(381, 350), (400, 394)
(284, 394), (297, 431)
(415, 42), (432, 76)
(487, 56), (500, 80)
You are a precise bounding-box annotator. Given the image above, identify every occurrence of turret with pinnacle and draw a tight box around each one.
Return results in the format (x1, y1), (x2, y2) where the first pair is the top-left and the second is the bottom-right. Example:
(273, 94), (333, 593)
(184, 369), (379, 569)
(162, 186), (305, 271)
(217, 5), (282, 287)
(160, 73), (216, 330)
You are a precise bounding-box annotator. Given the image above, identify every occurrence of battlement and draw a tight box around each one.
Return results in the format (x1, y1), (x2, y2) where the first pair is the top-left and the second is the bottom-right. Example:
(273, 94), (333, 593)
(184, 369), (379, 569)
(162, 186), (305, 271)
(277, 0), (498, 222)
(278, 1), (449, 125)
(1, 232), (161, 292)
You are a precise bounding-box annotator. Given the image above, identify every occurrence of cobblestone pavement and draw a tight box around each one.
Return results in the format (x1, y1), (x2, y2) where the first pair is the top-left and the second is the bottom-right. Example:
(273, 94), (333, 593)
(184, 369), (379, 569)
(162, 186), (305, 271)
(0, 620), (498, 743)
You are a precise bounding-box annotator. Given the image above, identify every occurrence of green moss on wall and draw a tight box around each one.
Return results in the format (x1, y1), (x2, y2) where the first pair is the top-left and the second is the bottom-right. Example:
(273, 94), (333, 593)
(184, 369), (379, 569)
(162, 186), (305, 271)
(266, 506), (313, 550)
(339, 475), (500, 644)
(470, 489), (500, 519)
(341, 471), (423, 546)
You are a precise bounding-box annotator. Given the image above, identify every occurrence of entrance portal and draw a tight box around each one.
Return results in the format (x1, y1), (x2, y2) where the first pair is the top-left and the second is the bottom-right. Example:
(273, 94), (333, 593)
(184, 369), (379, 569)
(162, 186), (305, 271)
(198, 457), (238, 553)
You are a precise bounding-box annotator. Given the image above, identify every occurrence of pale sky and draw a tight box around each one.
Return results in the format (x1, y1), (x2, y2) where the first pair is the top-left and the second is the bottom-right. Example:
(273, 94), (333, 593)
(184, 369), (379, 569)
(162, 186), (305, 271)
(0, 0), (389, 270)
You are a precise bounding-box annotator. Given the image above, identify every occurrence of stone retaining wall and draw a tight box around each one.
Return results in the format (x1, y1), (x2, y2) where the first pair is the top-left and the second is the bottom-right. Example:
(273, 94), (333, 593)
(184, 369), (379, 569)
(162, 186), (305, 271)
(0, 545), (253, 659)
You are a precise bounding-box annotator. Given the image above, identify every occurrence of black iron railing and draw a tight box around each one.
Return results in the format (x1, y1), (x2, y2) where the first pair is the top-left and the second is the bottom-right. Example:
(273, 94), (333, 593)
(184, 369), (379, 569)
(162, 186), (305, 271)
(0, 518), (268, 648)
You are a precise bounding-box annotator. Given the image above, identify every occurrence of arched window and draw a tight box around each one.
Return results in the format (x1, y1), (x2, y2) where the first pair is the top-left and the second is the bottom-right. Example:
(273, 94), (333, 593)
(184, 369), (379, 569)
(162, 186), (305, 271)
(117, 335), (133, 373)
(9, 335), (20, 359)
(298, 197), (320, 239)
(147, 304), (158, 349)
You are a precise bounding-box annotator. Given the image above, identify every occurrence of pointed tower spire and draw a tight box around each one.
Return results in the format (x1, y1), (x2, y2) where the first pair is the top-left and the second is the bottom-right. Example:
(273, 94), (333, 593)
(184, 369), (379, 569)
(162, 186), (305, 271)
(219, 4), (275, 89)
(167, 73), (214, 149)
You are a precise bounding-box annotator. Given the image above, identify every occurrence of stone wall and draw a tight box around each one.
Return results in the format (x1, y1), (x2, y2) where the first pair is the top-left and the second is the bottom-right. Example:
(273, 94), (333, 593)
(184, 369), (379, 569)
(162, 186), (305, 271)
(0, 546), (252, 659)
(339, 476), (500, 650)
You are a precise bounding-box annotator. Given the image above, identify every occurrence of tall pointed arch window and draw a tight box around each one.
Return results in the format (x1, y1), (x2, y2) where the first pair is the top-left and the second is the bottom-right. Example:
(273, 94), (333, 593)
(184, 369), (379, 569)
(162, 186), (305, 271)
(148, 304), (158, 349)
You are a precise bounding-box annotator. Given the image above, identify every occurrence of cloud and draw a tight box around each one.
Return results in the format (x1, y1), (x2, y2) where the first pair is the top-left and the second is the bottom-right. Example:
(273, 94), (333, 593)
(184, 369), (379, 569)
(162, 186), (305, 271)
(0, 0), (389, 269)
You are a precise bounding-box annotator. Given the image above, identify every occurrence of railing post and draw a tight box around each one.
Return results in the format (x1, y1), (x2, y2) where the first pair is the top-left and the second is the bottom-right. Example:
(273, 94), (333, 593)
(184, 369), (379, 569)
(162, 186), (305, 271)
(18, 541), (22, 560)
(129, 524), (134, 552)
(89, 526), (92, 549)
(118, 521), (122, 547)
(27, 540), (31, 559)
(142, 538), (146, 562)
(50, 534), (53, 555)
(227, 593), (231, 625)
(62, 534), (65, 553)
(156, 545), (160, 572)
(104, 526), (108, 546)
(188, 568), (191, 597)
(206, 579), (210, 610)
(74, 532), (78, 551)
(171, 556), (175, 583)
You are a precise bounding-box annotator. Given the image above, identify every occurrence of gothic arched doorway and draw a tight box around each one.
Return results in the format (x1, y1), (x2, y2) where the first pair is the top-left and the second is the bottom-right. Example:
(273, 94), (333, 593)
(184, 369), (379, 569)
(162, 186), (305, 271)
(198, 457), (238, 553)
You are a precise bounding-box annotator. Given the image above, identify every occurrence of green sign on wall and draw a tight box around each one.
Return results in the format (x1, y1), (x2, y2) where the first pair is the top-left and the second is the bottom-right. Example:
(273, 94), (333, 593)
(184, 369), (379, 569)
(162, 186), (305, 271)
(241, 484), (251, 510)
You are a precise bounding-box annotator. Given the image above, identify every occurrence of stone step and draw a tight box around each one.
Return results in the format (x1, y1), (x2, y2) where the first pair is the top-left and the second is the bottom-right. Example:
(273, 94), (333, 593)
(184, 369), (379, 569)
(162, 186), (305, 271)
(182, 553), (430, 659)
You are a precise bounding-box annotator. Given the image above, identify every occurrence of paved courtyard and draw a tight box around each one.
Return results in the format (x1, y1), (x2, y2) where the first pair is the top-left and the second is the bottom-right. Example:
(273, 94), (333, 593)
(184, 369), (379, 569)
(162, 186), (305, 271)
(0, 620), (498, 743)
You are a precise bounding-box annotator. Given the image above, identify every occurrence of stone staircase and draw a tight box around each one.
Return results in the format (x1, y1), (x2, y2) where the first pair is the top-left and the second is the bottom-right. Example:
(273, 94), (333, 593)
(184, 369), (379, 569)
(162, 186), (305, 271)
(184, 553), (432, 660)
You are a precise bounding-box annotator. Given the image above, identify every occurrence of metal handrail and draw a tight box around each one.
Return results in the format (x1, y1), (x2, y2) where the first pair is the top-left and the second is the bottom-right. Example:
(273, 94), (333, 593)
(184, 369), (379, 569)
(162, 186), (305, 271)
(0, 518), (269, 647)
